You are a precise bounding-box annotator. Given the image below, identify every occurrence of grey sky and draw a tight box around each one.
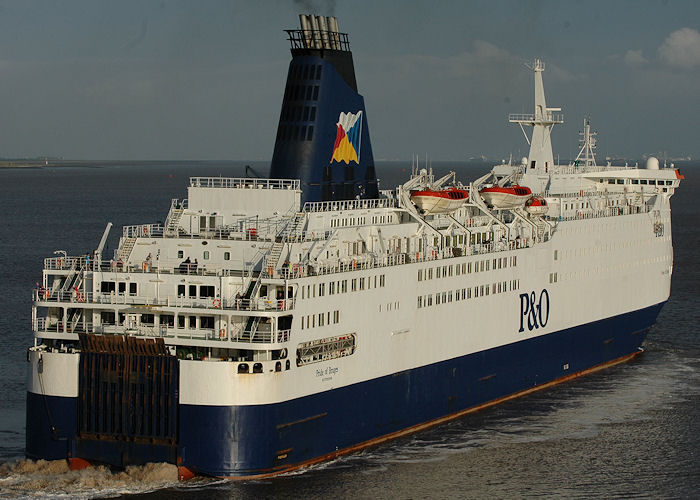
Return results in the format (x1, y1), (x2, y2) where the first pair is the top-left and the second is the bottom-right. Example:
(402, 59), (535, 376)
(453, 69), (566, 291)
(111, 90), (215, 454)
(0, 0), (698, 160)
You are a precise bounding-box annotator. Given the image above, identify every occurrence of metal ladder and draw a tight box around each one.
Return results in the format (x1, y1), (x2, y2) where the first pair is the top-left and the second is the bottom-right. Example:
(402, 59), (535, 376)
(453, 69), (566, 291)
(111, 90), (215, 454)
(118, 237), (137, 262)
(165, 207), (184, 236)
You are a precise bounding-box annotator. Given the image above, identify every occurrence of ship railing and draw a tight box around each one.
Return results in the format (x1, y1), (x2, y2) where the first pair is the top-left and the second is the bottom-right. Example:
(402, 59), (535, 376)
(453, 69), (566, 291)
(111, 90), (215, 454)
(509, 112), (564, 123)
(44, 255), (89, 271)
(303, 198), (397, 213)
(550, 204), (649, 222)
(189, 177), (300, 190)
(34, 316), (292, 344)
(170, 198), (188, 210)
(34, 317), (93, 334)
(123, 224), (164, 238)
(32, 288), (295, 312)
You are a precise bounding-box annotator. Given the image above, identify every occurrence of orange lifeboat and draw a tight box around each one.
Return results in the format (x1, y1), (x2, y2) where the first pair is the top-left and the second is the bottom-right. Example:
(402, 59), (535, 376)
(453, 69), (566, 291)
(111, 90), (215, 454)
(525, 195), (548, 216)
(479, 184), (532, 209)
(410, 187), (469, 214)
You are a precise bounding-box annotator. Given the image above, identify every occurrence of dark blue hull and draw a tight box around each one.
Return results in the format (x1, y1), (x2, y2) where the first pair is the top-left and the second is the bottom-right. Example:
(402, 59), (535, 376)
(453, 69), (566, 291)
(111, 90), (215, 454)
(26, 302), (664, 477)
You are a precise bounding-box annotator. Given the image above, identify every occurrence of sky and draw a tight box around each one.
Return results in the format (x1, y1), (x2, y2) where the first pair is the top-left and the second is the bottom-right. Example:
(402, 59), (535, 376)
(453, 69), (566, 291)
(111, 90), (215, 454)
(0, 0), (698, 161)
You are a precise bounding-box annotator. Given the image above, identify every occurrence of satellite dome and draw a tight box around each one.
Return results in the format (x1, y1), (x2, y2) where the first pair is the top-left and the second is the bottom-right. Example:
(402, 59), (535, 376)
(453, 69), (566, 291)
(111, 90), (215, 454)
(646, 157), (659, 170)
(521, 157), (528, 166)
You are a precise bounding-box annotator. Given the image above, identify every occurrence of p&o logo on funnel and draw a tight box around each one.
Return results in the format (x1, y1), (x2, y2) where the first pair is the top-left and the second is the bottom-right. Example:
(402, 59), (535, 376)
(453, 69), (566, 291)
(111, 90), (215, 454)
(331, 111), (362, 164)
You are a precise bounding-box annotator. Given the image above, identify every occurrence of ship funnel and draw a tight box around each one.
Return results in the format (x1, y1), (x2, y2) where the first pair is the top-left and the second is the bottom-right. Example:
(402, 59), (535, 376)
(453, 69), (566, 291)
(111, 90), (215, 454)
(269, 15), (379, 203)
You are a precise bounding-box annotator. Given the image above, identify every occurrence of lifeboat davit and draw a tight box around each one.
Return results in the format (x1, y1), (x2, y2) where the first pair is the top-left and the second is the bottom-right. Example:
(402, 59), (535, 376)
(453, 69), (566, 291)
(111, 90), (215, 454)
(410, 187), (469, 214)
(479, 184), (532, 209)
(525, 195), (548, 216)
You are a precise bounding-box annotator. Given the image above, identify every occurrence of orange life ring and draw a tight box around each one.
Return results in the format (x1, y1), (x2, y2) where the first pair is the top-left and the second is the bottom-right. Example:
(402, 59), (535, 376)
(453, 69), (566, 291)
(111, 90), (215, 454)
(219, 328), (226, 339)
(213, 298), (222, 308)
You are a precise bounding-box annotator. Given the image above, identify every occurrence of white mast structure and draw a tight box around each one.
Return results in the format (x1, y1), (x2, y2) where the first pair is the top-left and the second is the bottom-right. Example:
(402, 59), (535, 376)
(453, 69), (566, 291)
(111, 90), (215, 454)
(573, 117), (598, 168)
(509, 59), (563, 192)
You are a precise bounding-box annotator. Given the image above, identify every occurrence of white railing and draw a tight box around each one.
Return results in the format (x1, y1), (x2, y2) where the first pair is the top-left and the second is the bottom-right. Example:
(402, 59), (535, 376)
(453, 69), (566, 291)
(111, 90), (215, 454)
(303, 198), (397, 213)
(122, 224), (164, 238)
(189, 177), (300, 190)
(33, 317), (291, 345)
(33, 288), (296, 312)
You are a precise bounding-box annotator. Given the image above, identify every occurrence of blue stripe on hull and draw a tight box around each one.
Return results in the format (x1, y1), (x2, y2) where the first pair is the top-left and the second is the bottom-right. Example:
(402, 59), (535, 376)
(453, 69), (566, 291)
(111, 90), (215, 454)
(179, 302), (664, 477)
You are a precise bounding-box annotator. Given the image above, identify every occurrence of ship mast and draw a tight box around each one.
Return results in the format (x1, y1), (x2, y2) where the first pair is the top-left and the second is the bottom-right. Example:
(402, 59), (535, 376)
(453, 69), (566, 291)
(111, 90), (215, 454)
(509, 59), (563, 174)
(573, 117), (598, 168)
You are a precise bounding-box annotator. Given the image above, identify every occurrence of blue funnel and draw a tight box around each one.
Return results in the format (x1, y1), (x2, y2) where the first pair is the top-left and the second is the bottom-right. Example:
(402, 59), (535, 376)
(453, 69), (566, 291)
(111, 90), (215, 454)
(269, 15), (379, 203)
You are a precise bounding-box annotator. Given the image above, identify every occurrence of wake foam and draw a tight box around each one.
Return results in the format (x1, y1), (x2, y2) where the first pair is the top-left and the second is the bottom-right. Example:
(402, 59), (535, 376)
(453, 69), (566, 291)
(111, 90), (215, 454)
(0, 459), (180, 498)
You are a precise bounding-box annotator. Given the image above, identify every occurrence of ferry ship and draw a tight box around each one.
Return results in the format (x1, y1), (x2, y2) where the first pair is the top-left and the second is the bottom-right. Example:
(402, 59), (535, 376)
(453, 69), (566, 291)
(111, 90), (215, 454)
(26, 15), (682, 479)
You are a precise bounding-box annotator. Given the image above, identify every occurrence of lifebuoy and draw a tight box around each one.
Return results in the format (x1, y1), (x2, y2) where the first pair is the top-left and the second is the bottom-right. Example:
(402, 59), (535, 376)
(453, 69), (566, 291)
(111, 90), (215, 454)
(56, 258), (63, 268)
(219, 328), (226, 339)
(213, 298), (221, 308)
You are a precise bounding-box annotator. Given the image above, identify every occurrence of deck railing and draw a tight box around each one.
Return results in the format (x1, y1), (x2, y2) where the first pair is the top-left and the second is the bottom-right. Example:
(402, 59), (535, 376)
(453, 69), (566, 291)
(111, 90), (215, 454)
(33, 288), (295, 312)
(189, 177), (299, 190)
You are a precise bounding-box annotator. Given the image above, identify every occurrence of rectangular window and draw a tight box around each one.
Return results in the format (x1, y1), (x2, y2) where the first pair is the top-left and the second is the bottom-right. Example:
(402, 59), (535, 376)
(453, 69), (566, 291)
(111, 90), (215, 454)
(200, 285), (215, 298)
(307, 126), (314, 140)
(200, 316), (214, 329)
(310, 107), (316, 121)
(319, 283), (325, 296)
(189, 285), (197, 298)
(312, 86), (319, 100)
(436, 267), (441, 279)
(178, 316), (185, 328)
(418, 296), (423, 308)
(224, 251), (230, 260)
(359, 277), (365, 290)
(188, 316), (196, 328)
(341, 280), (347, 293)
(177, 285), (185, 297)
(100, 281), (116, 293)
(178, 250), (184, 258)
(129, 283), (137, 296)
(351, 279), (357, 291)
(333, 310), (339, 323)
(436, 293), (441, 305)
(380, 275), (385, 287)
(318, 313), (324, 327)
(418, 269), (423, 281)
(160, 314), (174, 327)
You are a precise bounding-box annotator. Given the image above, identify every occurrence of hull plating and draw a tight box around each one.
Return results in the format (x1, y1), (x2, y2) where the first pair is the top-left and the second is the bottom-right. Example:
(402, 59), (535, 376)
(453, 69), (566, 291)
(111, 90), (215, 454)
(25, 302), (663, 476)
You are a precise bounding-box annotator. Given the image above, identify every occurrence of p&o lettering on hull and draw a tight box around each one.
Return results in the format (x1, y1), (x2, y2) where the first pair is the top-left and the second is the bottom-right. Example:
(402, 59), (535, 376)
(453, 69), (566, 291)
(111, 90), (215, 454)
(519, 289), (550, 332)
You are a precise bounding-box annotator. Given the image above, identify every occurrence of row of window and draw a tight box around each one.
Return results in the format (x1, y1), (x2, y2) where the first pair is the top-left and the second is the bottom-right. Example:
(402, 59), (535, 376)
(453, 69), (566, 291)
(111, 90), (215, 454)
(300, 274), (386, 299)
(177, 284), (216, 298)
(281, 105), (317, 123)
(284, 84), (320, 102)
(418, 256), (518, 281)
(555, 253), (670, 282)
(554, 235), (662, 261)
(300, 310), (340, 329)
(100, 281), (137, 295)
(330, 214), (397, 228)
(417, 279), (521, 308)
(99, 312), (214, 330)
(290, 63), (323, 82)
(176, 249), (229, 261)
(278, 124), (314, 142)
(601, 178), (673, 186)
